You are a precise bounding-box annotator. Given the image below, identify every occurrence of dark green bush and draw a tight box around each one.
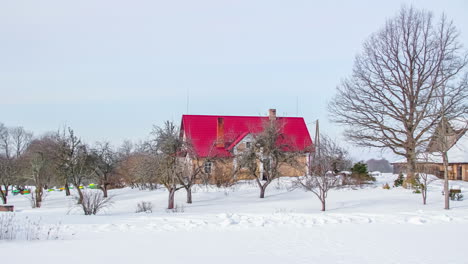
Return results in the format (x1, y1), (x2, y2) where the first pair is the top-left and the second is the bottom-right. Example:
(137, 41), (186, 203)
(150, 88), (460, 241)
(394, 173), (404, 187)
(350, 162), (375, 183)
(450, 192), (463, 201)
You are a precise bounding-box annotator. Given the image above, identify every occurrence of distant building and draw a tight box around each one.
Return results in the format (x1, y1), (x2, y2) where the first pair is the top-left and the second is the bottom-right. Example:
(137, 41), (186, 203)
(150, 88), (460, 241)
(391, 119), (468, 181)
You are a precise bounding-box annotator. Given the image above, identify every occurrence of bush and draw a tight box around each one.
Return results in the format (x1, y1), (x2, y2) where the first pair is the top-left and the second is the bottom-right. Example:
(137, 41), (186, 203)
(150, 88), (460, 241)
(136, 201), (153, 213)
(450, 192), (463, 201)
(349, 162), (375, 185)
(76, 190), (113, 215)
(382, 183), (390, 189)
(394, 173), (404, 187)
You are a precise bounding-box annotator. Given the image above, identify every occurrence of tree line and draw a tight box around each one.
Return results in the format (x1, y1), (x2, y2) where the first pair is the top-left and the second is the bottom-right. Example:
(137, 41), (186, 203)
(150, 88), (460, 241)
(1, 119), (370, 212)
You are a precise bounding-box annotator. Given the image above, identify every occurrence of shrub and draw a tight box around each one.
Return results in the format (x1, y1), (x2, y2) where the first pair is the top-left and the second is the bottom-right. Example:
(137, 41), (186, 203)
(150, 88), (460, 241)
(394, 173), (404, 187)
(136, 201), (153, 213)
(76, 190), (113, 215)
(382, 183), (390, 189)
(0, 213), (62, 240)
(349, 162), (375, 185)
(450, 192), (463, 201)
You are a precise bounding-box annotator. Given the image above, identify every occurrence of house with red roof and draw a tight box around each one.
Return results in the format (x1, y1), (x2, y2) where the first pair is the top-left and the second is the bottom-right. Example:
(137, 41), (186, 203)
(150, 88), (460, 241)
(180, 109), (314, 181)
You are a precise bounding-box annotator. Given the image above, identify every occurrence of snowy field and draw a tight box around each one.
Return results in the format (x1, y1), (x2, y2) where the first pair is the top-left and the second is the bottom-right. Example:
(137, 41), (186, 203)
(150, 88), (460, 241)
(1, 174), (468, 264)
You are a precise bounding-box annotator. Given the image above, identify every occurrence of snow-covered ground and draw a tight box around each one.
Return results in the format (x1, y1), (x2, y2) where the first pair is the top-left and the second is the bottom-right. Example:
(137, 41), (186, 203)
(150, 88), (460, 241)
(1, 174), (468, 263)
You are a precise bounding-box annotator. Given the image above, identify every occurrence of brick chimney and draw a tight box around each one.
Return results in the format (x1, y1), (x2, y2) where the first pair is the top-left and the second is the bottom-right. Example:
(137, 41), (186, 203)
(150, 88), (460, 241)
(216, 117), (225, 148)
(269, 109), (277, 121)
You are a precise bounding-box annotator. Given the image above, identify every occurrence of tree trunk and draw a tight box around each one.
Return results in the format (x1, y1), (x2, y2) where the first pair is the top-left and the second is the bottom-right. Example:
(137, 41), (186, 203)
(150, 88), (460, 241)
(186, 187), (192, 204)
(101, 185), (108, 198)
(3, 184), (8, 196)
(259, 185), (266, 198)
(168, 188), (176, 209)
(65, 184), (71, 196)
(405, 152), (416, 184)
(35, 187), (43, 208)
(321, 198), (326, 211)
(442, 152), (450, 210)
(0, 189), (6, 204)
(422, 189), (427, 205)
(75, 184), (84, 205)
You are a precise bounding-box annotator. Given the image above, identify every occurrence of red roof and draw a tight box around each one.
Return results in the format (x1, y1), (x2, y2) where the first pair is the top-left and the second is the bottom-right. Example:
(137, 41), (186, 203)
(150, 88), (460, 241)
(181, 115), (313, 157)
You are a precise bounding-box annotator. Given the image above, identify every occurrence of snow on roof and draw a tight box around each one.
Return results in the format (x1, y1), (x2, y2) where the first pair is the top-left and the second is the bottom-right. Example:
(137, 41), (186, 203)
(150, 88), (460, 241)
(445, 131), (468, 163)
(449, 118), (468, 131)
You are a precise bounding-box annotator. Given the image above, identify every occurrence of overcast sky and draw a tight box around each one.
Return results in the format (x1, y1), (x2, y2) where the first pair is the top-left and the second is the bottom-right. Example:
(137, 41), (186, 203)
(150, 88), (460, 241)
(1, 0), (467, 161)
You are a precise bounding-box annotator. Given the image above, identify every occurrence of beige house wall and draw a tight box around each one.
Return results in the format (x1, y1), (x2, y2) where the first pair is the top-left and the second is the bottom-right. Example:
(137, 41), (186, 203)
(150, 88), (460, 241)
(194, 155), (308, 183)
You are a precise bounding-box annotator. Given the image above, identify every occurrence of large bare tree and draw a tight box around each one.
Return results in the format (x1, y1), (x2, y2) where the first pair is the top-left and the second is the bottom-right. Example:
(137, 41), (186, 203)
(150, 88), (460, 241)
(329, 6), (468, 182)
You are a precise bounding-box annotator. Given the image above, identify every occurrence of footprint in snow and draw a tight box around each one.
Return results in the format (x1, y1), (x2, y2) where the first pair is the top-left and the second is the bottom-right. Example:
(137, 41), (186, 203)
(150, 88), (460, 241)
(407, 217), (427, 225)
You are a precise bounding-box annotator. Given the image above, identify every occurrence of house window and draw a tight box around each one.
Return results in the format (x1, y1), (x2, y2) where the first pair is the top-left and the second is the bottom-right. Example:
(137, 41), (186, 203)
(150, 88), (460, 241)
(245, 142), (251, 148)
(204, 161), (212, 174)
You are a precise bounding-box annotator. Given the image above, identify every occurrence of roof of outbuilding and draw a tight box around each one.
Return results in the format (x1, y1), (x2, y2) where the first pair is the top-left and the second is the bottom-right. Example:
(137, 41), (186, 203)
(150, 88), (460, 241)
(181, 115), (313, 157)
(392, 123), (468, 164)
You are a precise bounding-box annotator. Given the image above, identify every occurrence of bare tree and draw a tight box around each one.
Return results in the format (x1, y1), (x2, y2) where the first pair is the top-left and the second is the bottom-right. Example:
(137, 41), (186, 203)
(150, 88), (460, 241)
(70, 145), (94, 204)
(414, 153), (438, 205)
(329, 6), (468, 183)
(10, 127), (33, 159)
(151, 121), (185, 209)
(293, 136), (347, 211)
(0, 124), (33, 204)
(23, 135), (60, 208)
(55, 128), (92, 203)
(0, 156), (9, 204)
(0, 123), (9, 204)
(116, 139), (164, 191)
(178, 148), (203, 204)
(30, 152), (45, 208)
(54, 128), (77, 196)
(236, 120), (306, 198)
(91, 142), (118, 198)
(118, 140), (134, 159)
(118, 152), (159, 190)
(178, 140), (221, 204)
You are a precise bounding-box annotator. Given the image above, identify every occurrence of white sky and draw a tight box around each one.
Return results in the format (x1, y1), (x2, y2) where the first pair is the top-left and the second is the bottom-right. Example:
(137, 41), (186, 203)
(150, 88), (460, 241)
(0, 0), (467, 161)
